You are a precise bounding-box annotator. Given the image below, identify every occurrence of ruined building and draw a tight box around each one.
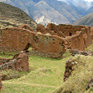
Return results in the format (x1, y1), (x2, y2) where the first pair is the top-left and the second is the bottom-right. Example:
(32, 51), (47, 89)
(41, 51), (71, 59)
(0, 24), (93, 58)
(0, 25), (65, 58)
(37, 23), (93, 51)
(0, 51), (29, 71)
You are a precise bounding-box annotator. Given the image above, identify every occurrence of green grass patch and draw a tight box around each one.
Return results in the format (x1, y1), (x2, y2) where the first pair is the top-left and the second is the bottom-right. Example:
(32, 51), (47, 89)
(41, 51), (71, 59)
(0, 70), (28, 80)
(0, 51), (19, 58)
(0, 51), (72, 93)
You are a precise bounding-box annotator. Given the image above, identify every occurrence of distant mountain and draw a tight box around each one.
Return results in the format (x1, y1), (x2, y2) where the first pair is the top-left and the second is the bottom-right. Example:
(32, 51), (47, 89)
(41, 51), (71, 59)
(43, 0), (82, 23)
(0, 0), (82, 25)
(86, 2), (93, 14)
(61, 0), (90, 15)
(1, 0), (93, 25)
(0, 2), (37, 29)
(60, 0), (91, 9)
(74, 12), (93, 26)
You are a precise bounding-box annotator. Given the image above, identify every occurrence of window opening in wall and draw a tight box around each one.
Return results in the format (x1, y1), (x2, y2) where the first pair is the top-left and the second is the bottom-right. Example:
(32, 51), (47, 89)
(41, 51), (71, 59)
(69, 33), (72, 36)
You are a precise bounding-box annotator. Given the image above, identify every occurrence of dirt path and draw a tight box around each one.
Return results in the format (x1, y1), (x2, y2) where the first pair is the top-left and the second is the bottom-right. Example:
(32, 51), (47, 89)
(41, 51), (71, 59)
(3, 81), (57, 88)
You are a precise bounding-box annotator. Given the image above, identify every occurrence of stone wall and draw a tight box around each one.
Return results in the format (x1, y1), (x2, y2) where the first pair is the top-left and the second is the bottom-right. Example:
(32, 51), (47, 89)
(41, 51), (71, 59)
(37, 23), (93, 51)
(47, 24), (85, 36)
(64, 27), (93, 50)
(64, 58), (78, 81)
(37, 23), (86, 36)
(0, 24), (93, 58)
(0, 26), (65, 58)
(0, 51), (29, 71)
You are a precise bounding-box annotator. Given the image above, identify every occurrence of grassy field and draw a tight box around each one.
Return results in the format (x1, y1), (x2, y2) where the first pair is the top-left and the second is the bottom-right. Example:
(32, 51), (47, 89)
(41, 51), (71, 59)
(54, 55), (93, 93)
(0, 51), (72, 93)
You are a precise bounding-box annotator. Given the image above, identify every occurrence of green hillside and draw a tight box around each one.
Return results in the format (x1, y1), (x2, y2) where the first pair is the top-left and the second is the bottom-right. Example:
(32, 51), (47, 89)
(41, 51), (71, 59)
(0, 2), (36, 29)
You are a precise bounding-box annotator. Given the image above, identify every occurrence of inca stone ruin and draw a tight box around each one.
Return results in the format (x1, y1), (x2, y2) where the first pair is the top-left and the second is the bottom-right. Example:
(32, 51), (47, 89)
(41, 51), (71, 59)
(0, 23), (93, 58)
(0, 23), (93, 90)
(0, 51), (29, 71)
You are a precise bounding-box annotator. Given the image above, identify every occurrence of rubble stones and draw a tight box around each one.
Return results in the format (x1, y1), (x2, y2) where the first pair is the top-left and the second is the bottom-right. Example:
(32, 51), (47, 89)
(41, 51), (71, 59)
(0, 51), (29, 71)
(64, 58), (78, 81)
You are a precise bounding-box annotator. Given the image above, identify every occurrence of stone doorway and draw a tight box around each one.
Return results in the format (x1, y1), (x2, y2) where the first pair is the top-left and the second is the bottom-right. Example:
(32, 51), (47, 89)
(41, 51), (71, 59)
(24, 43), (32, 52)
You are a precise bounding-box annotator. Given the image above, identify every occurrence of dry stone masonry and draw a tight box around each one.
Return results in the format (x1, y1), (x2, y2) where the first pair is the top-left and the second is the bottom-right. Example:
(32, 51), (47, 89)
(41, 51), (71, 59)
(0, 51), (29, 71)
(64, 58), (78, 81)
(0, 23), (93, 58)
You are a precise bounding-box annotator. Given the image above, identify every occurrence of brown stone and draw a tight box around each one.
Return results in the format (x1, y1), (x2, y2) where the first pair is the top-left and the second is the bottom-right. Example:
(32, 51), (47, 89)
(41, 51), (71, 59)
(37, 24), (47, 34)
(0, 24), (93, 58)
(20, 24), (34, 31)
(0, 26), (65, 58)
(64, 58), (78, 81)
(0, 51), (29, 71)
(14, 51), (29, 71)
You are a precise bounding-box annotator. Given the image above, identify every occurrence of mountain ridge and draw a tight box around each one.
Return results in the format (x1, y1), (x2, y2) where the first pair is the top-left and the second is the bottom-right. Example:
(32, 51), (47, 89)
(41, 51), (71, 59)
(1, 0), (93, 25)
(0, 0), (84, 25)
(74, 12), (93, 26)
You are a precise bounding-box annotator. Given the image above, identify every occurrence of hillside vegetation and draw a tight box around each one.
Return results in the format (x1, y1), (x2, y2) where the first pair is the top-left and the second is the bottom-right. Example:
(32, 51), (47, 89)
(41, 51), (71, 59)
(0, 2), (36, 29)
(53, 55), (93, 93)
(53, 44), (93, 93)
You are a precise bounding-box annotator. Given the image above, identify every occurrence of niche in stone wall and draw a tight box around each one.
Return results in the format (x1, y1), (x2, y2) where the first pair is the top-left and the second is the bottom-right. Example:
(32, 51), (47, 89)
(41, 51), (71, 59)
(69, 33), (72, 36)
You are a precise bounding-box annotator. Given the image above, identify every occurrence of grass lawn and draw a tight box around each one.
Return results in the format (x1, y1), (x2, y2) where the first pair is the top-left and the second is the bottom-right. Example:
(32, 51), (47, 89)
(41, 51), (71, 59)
(0, 51), (72, 93)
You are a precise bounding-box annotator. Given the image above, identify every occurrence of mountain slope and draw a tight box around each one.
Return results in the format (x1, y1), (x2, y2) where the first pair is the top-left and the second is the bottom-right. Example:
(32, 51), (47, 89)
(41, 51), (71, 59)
(31, 0), (70, 24)
(0, 0), (84, 25)
(1, 0), (93, 25)
(0, 2), (36, 29)
(74, 12), (93, 26)
(41, 0), (82, 23)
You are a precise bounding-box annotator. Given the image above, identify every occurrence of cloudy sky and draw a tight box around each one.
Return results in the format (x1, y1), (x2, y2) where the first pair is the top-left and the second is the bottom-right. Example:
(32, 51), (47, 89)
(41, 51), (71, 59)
(59, 0), (93, 2)
(85, 0), (93, 2)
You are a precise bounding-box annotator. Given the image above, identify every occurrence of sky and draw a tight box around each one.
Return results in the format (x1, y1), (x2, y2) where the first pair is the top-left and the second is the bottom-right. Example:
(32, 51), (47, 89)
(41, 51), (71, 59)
(59, 0), (93, 2)
(85, 0), (93, 2)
